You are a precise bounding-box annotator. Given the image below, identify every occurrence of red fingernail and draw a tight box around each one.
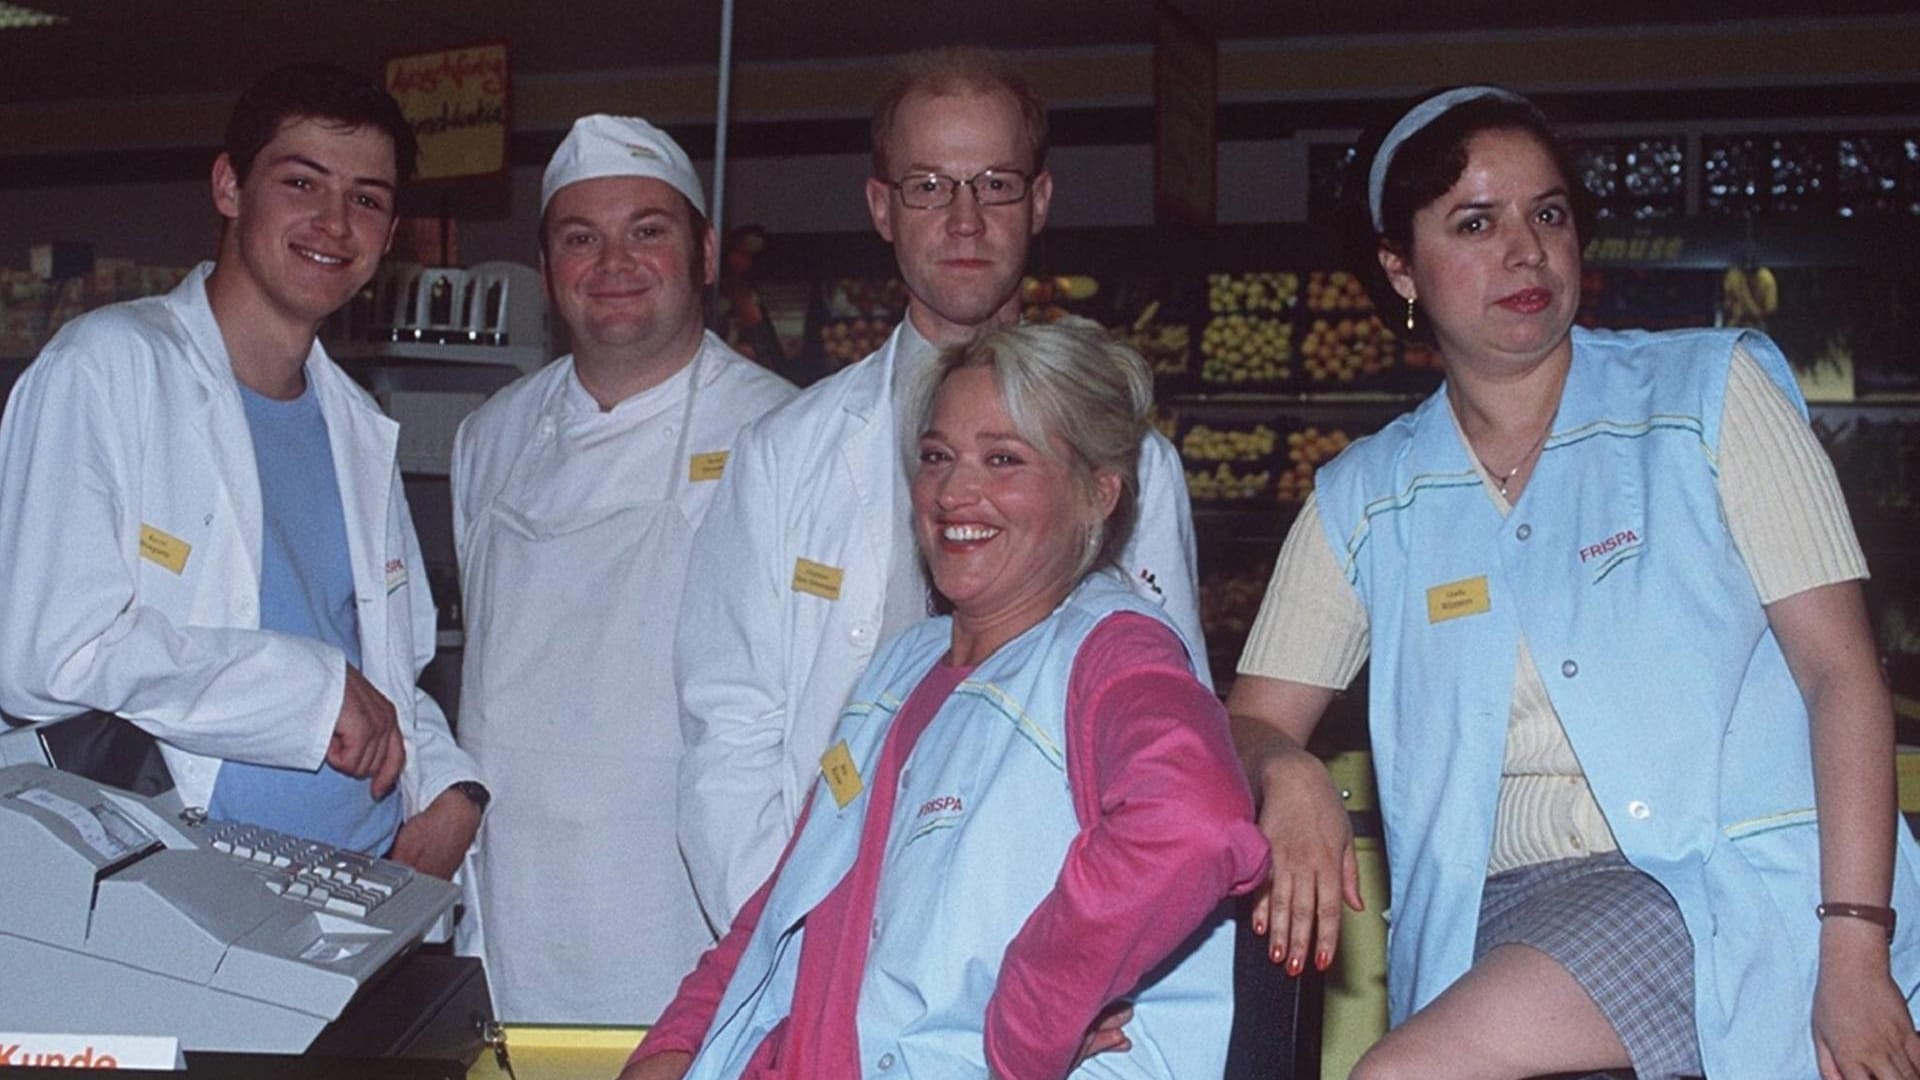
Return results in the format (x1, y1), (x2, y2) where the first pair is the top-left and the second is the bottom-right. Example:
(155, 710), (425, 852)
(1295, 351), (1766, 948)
(1270, 947), (1284, 964)
(1287, 954), (1304, 976)
(1252, 920), (1265, 936)
(1316, 949), (1331, 972)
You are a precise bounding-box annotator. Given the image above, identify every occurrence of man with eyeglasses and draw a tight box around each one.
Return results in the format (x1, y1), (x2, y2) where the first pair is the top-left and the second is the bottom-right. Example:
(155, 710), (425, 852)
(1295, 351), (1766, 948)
(672, 46), (1203, 935)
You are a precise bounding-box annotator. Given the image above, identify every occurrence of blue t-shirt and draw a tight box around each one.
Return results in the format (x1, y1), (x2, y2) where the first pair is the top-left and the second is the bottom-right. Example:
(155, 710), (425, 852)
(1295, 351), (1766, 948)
(207, 379), (402, 853)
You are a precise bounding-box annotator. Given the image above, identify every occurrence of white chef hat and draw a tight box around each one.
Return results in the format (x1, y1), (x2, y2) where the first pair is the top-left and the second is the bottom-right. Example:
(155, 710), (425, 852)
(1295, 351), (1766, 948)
(541, 114), (707, 217)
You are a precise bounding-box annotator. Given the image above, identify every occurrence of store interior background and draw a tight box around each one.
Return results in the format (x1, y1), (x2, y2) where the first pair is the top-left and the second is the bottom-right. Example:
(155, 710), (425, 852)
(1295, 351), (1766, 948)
(5, 5), (1920, 707)
(5, 5), (1920, 1073)
(6, 0), (1920, 730)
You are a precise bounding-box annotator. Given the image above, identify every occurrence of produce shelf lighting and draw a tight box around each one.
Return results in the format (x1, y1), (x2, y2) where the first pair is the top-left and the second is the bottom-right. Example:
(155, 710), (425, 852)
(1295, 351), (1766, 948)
(0, 2), (64, 28)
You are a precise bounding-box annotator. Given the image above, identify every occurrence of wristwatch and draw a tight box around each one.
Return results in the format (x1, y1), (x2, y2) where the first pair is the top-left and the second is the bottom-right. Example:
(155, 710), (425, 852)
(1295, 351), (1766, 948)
(447, 780), (492, 814)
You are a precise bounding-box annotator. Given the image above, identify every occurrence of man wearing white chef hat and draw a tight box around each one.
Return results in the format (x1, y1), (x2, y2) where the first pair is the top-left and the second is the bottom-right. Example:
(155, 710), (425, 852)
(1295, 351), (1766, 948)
(450, 113), (793, 1023)
(673, 47), (1204, 931)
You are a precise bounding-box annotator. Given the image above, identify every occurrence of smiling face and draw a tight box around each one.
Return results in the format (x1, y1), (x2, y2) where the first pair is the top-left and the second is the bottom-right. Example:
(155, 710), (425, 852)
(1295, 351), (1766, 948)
(912, 365), (1118, 652)
(1379, 128), (1582, 374)
(211, 116), (398, 332)
(866, 88), (1053, 349)
(541, 175), (716, 368)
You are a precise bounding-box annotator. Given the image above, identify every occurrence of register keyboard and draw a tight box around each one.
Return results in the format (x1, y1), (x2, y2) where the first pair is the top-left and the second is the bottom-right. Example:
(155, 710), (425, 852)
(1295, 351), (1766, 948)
(203, 819), (414, 919)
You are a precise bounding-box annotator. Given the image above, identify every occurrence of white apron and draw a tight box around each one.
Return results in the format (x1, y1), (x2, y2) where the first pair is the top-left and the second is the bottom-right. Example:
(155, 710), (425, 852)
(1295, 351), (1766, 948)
(461, 358), (712, 1022)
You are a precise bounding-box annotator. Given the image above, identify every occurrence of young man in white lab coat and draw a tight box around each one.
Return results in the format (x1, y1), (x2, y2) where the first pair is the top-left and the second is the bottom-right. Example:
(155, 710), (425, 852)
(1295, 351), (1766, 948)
(449, 116), (794, 1023)
(0, 65), (485, 878)
(675, 47), (1205, 929)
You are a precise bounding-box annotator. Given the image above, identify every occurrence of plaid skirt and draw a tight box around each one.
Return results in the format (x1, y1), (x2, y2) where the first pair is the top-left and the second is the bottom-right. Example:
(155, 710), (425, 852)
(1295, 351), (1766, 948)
(1475, 851), (1704, 1080)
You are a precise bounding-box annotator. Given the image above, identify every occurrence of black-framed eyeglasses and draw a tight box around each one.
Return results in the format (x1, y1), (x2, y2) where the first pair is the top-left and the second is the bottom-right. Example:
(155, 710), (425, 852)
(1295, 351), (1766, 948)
(889, 169), (1032, 210)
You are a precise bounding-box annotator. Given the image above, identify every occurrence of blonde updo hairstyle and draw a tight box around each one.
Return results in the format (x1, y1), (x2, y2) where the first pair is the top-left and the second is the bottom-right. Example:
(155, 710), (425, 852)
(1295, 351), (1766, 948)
(907, 317), (1154, 580)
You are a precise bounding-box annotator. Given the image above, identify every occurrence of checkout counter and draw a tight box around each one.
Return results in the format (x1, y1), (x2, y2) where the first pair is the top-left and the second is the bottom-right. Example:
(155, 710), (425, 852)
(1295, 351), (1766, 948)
(0, 750), (494, 1077)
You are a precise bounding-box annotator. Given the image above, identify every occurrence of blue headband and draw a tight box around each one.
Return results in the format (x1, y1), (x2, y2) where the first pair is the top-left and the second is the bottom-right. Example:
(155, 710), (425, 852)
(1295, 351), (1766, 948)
(1367, 86), (1530, 233)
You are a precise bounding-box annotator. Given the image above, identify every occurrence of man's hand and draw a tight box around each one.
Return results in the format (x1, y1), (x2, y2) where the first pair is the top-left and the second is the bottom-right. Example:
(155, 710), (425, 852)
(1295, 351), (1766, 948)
(391, 786), (482, 880)
(328, 664), (404, 799)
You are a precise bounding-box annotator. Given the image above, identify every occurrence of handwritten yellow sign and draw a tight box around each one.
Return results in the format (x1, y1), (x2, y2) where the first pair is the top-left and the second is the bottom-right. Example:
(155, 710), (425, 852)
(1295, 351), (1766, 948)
(385, 42), (510, 181)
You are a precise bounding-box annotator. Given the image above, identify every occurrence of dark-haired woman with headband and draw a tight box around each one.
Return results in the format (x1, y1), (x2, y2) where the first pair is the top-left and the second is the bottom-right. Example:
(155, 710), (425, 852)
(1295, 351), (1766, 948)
(1229, 86), (1920, 1079)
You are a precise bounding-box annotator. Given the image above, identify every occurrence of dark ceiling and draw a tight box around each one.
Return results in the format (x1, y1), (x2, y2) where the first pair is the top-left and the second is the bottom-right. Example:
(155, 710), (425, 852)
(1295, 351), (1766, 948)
(3, 0), (1918, 106)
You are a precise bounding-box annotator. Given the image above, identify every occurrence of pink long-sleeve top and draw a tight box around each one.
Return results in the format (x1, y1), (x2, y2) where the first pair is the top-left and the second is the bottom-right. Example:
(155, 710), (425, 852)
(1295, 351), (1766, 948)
(632, 613), (1270, 1078)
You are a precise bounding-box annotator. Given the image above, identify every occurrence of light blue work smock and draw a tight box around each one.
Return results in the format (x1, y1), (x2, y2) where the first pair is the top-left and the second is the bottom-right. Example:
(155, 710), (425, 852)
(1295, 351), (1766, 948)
(683, 571), (1238, 1079)
(1313, 326), (1920, 1079)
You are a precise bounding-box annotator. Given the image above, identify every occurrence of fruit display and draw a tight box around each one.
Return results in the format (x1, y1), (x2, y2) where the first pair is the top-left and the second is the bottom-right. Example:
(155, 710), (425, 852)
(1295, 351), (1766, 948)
(822, 277), (908, 319)
(1181, 422), (1277, 463)
(1021, 274), (1099, 323)
(1299, 316), (1395, 384)
(1200, 562), (1275, 646)
(1275, 425), (1352, 503)
(1208, 272), (1299, 314)
(1305, 271), (1372, 313)
(1200, 314), (1292, 384)
(817, 317), (893, 367)
(1184, 462), (1271, 502)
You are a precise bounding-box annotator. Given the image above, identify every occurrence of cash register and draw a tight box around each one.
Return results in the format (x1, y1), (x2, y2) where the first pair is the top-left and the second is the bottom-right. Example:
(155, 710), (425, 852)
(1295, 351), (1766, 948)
(0, 761), (488, 1061)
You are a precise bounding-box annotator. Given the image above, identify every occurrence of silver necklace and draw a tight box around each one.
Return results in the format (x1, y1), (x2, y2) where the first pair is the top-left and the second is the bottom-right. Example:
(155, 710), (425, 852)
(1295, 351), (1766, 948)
(1476, 424), (1552, 498)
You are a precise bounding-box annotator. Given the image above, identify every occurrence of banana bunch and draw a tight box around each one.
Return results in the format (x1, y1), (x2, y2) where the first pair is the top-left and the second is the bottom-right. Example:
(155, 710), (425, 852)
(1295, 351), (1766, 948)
(1121, 301), (1191, 375)
(1182, 423), (1278, 462)
(1721, 265), (1778, 328)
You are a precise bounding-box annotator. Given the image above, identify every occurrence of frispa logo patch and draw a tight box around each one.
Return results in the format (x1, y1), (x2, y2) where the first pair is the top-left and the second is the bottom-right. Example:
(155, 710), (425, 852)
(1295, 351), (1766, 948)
(906, 793), (966, 845)
(1578, 528), (1643, 583)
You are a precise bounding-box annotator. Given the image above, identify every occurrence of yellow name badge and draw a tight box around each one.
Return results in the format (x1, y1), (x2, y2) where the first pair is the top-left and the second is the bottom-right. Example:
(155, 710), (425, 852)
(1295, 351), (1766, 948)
(791, 557), (844, 601)
(688, 450), (729, 483)
(1426, 575), (1491, 624)
(820, 740), (865, 808)
(138, 524), (191, 575)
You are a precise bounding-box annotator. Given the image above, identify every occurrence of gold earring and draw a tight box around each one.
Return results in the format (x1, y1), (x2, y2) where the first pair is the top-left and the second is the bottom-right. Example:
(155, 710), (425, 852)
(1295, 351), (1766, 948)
(1405, 297), (1416, 333)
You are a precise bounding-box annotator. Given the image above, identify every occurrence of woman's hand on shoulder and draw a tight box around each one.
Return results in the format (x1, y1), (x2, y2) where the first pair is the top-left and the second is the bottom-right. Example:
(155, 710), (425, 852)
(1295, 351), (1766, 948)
(1813, 924), (1920, 1080)
(1249, 744), (1363, 976)
(1226, 674), (1359, 976)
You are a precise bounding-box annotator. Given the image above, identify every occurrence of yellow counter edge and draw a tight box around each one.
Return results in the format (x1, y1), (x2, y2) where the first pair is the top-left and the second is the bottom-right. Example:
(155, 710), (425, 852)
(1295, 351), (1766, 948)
(468, 1025), (647, 1079)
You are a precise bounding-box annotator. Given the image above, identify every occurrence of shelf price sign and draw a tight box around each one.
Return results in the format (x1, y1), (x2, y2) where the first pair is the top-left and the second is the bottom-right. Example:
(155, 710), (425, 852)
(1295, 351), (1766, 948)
(385, 41), (511, 182)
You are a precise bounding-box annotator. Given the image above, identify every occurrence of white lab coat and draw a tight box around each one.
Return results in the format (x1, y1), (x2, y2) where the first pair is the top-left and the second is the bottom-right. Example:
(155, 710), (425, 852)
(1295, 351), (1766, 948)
(450, 333), (793, 1022)
(0, 263), (479, 821)
(676, 320), (1205, 925)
